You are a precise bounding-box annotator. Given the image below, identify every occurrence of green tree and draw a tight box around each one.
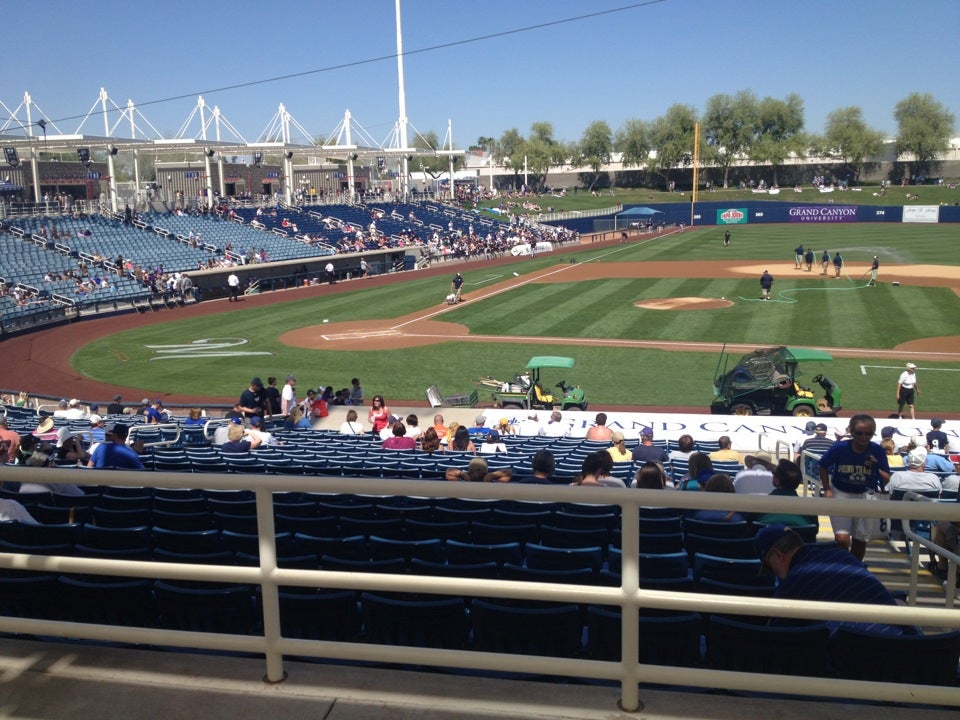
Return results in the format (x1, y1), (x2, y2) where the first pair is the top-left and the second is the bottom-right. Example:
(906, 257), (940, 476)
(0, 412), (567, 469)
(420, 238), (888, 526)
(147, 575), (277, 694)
(575, 120), (613, 191)
(702, 90), (758, 188)
(648, 104), (698, 186)
(473, 136), (496, 153)
(522, 122), (566, 189)
(822, 106), (884, 183)
(749, 93), (806, 187)
(894, 92), (956, 179)
(615, 118), (653, 170)
(497, 128), (525, 186)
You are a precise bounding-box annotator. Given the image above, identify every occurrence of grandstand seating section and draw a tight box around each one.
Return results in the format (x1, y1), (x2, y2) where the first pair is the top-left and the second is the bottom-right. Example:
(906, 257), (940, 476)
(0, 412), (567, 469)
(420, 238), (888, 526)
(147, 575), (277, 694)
(1, 401), (958, 682)
(0, 200), (523, 331)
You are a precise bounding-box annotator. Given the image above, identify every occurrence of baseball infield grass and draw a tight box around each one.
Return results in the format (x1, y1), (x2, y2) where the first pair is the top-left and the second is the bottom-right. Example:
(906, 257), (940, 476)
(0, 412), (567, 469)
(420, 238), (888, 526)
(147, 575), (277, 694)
(73, 223), (960, 412)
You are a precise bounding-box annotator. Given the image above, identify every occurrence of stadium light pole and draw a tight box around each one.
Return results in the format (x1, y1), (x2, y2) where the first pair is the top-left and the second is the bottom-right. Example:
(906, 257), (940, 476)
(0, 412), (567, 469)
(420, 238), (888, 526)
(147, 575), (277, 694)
(395, 0), (410, 201)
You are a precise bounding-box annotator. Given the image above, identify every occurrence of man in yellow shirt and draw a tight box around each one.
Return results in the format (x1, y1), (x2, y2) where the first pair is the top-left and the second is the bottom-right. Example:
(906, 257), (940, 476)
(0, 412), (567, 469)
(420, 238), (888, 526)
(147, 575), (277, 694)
(709, 435), (740, 463)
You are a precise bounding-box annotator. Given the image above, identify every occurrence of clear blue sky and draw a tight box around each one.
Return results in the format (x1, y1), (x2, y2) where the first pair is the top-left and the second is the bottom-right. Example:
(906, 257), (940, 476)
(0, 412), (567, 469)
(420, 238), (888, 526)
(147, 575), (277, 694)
(5, 0), (958, 148)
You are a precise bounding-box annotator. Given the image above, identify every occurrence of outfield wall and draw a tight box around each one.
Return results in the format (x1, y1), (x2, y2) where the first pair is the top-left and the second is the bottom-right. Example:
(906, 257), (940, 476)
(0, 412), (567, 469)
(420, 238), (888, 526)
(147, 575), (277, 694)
(575, 201), (960, 233)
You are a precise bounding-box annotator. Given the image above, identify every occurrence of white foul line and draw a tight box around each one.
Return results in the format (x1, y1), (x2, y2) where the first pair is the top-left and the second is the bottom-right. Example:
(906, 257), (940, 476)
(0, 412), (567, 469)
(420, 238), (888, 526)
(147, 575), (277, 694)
(860, 364), (960, 375)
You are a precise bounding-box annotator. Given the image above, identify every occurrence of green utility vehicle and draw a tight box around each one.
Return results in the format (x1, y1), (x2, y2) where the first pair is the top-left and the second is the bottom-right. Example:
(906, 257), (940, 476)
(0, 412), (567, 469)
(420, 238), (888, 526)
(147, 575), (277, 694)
(480, 356), (588, 411)
(710, 346), (841, 417)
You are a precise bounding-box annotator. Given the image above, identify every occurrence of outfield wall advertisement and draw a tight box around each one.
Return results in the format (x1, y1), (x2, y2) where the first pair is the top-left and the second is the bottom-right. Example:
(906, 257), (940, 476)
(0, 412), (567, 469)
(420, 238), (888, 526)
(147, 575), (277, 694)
(716, 208), (748, 224)
(902, 205), (940, 223)
(787, 205), (858, 223)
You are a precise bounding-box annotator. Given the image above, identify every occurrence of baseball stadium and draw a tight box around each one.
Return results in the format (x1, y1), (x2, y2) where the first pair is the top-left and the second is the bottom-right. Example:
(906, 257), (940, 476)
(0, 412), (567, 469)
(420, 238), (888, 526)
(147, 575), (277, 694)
(2, 2), (960, 718)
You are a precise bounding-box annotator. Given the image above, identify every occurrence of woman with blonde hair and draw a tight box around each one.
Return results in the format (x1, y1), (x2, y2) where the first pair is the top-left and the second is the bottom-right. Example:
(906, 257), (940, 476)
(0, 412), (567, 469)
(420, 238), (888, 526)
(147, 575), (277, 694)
(284, 406), (312, 430)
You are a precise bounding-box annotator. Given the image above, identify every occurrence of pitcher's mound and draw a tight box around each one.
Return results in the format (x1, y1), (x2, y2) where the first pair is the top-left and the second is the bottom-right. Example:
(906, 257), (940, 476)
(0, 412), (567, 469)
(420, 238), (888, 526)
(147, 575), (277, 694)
(635, 297), (733, 311)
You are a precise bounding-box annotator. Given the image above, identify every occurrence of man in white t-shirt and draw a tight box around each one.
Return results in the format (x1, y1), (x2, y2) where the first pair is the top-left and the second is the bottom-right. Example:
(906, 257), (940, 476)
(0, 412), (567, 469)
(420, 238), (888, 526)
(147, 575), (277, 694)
(517, 413), (543, 436)
(281, 375), (297, 415)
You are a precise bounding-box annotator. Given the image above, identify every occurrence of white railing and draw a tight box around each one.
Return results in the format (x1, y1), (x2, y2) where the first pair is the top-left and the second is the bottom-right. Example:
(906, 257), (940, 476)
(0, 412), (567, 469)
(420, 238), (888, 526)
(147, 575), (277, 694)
(1, 465), (959, 711)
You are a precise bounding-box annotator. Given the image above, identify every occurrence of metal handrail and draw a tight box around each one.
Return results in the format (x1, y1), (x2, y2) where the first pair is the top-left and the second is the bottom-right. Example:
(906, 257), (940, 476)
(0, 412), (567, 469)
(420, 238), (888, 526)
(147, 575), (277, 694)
(1, 466), (959, 711)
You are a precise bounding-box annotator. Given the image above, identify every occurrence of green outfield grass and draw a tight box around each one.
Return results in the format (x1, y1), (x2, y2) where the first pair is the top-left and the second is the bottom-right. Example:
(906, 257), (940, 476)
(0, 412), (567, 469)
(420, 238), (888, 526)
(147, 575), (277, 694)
(72, 222), (960, 411)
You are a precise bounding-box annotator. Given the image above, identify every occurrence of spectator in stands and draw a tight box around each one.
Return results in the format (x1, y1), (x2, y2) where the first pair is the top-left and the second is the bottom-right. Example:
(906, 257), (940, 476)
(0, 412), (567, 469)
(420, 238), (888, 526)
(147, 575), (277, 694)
(735, 450), (776, 494)
(447, 425), (476, 453)
(143, 398), (164, 424)
(445, 456), (511, 483)
(404, 414), (421, 440)
(888, 450), (942, 494)
(0, 416), (22, 462)
(432, 414), (447, 438)
(238, 377), (266, 419)
(512, 449), (557, 484)
(379, 415), (402, 442)
(926, 418), (950, 454)
(755, 524), (914, 635)
(818, 413), (890, 560)
(496, 417), (516, 437)
(383, 422), (416, 450)
(468, 415), (490, 440)
(55, 398), (86, 420)
(542, 411), (568, 437)
(668, 434), (696, 463)
(349, 378), (364, 405)
(632, 426), (669, 465)
(338, 409), (364, 435)
(688, 474), (744, 522)
(755, 459), (818, 528)
(571, 450), (625, 488)
(607, 431), (632, 462)
(220, 422), (263, 453)
(796, 422), (834, 461)
(633, 461), (671, 489)
(53, 427), (89, 465)
(0, 497), (38, 524)
(881, 438), (904, 469)
(106, 394), (124, 415)
(21, 451), (85, 495)
(280, 376), (298, 416)
(678, 452), (715, 491)
(184, 408), (206, 428)
(88, 414), (107, 443)
(518, 413), (543, 436)
(263, 377), (282, 418)
(88, 423), (145, 469)
(585, 412), (614, 442)
(247, 416), (279, 446)
(925, 446), (954, 474)
(479, 429), (507, 454)
(284, 407), (312, 430)
(419, 427), (441, 454)
(368, 395), (390, 435)
(709, 436), (740, 463)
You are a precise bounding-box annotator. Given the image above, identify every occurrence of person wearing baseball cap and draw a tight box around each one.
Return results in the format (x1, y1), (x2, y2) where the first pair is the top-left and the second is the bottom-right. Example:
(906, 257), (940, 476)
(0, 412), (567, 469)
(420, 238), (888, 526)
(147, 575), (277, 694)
(88, 422), (144, 470)
(238, 377), (266, 419)
(927, 418), (950, 455)
(896, 362), (919, 420)
(755, 524), (912, 635)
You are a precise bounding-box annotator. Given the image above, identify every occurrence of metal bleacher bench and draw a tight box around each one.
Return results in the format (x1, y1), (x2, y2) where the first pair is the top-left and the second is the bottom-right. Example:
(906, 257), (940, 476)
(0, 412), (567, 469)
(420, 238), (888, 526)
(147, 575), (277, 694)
(425, 385), (480, 409)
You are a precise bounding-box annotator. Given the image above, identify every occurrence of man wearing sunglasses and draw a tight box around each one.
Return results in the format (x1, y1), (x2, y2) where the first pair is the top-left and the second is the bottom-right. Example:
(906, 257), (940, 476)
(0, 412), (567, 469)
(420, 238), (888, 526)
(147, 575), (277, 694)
(818, 414), (891, 561)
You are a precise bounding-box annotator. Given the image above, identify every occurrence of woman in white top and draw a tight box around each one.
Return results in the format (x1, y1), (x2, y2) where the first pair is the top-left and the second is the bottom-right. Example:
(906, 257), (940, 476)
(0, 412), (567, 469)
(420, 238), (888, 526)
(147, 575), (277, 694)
(339, 409), (365, 435)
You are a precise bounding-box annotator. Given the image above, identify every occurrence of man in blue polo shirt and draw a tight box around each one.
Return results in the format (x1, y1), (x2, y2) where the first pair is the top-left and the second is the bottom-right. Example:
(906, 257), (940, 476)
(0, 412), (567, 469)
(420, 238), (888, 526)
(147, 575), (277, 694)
(755, 524), (913, 636)
(818, 413), (890, 561)
(87, 423), (144, 470)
